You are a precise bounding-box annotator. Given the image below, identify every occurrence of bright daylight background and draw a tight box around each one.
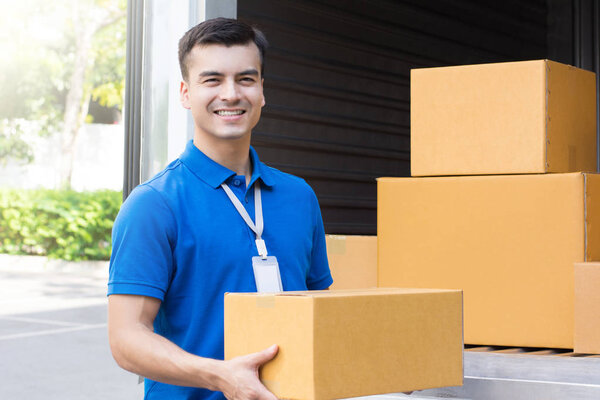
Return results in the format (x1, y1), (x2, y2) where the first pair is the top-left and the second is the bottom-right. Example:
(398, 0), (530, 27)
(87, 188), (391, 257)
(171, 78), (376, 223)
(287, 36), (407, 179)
(0, 2), (142, 398)
(0, 0), (126, 262)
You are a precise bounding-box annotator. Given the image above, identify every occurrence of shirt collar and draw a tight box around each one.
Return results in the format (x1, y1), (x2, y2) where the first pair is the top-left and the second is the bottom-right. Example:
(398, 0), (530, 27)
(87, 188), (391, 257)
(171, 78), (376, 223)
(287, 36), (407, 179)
(179, 140), (275, 189)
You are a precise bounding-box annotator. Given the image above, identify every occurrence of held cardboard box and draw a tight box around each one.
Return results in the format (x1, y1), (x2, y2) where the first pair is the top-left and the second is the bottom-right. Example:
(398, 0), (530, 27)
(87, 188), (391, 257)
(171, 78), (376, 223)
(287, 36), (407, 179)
(326, 235), (377, 289)
(378, 173), (600, 348)
(411, 59), (597, 176)
(574, 262), (600, 354)
(224, 288), (463, 400)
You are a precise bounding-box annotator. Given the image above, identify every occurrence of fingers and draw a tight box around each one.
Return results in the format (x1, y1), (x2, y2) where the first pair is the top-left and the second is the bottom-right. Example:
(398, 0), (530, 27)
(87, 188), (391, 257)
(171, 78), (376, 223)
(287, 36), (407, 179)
(255, 384), (279, 400)
(248, 344), (279, 367)
(220, 345), (280, 400)
(226, 381), (277, 400)
(230, 381), (278, 400)
(248, 346), (279, 400)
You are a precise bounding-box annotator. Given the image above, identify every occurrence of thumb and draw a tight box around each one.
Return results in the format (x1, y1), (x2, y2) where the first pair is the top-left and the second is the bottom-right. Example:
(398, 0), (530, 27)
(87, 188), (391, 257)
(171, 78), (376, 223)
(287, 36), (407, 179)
(250, 344), (279, 366)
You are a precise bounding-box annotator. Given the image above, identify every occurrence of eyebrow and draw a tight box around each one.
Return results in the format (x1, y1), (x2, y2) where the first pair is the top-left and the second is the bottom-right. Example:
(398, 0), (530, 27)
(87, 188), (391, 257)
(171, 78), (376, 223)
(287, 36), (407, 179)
(199, 71), (224, 78)
(238, 69), (259, 76)
(197, 69), (259, 78)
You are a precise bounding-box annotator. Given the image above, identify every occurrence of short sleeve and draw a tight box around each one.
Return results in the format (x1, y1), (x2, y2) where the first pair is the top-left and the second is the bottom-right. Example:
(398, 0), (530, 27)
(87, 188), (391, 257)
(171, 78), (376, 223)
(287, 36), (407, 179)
(306, 189), (333, 290)
(107, 185), (176, 300)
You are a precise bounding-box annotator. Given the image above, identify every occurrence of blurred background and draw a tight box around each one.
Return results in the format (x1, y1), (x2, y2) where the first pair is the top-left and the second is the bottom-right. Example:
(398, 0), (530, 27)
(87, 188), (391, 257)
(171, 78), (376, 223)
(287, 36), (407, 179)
(0, 1), (138, 399)
(0, 0), (125, 262)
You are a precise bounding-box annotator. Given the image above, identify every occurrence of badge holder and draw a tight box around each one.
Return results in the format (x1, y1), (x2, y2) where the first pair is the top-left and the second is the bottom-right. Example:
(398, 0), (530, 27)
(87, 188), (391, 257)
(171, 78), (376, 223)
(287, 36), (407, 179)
(222, 182), (283, 293)
(252, 257), (282, 293)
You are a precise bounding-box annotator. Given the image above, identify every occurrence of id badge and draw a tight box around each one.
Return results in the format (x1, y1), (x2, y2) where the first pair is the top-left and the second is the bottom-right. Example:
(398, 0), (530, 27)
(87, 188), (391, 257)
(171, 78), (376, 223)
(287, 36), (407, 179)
(252, 256), (282, 293)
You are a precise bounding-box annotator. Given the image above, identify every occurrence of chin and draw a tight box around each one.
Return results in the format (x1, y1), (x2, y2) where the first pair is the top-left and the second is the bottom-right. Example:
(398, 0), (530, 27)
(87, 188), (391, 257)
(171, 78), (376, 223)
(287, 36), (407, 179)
(215, 131), (251, 141)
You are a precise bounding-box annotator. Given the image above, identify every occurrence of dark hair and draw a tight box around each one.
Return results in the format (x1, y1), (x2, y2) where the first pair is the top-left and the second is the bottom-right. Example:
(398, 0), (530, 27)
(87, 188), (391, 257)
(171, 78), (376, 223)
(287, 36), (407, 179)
(178, 17), (268, 81)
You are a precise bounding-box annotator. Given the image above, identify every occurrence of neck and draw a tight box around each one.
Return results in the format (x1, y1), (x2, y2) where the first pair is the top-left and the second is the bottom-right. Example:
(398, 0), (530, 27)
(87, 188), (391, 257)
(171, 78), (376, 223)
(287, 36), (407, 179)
(193, 134), (252, 183)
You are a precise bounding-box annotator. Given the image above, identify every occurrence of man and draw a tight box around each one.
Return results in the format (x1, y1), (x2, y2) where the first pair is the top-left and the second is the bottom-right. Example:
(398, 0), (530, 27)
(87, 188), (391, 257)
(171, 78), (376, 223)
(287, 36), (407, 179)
(107, 18), (332, 400)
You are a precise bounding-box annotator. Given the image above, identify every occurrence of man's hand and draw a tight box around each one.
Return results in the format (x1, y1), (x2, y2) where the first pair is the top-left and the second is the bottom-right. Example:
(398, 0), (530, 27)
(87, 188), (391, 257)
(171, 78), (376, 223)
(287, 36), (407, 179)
(219, 345), (279, 400)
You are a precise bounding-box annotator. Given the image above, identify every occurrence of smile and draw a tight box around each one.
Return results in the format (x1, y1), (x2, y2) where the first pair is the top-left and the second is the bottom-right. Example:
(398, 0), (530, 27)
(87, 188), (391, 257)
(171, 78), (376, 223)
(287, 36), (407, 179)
(215, 110), (245, 116)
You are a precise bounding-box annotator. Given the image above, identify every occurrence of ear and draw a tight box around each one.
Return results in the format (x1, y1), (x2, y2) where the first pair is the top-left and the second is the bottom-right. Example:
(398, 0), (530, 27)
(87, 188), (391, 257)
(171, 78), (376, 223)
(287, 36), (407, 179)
(261, 78), (266, 107)
(180, 80), (191, 109)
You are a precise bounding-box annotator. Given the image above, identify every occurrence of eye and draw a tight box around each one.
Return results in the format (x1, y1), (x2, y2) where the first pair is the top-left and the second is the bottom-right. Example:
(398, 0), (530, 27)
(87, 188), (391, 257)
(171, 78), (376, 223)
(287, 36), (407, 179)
(202, 78), (219, 84)
(240, 76), (256, 83)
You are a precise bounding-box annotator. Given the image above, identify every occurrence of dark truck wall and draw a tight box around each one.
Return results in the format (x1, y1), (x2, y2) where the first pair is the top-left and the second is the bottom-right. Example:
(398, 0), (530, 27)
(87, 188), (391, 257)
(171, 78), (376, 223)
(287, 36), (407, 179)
(239, 0), (553, 235)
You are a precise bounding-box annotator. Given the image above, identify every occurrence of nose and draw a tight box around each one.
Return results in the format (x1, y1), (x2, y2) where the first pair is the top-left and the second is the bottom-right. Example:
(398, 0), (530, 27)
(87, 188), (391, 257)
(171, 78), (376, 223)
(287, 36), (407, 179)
(219, 78), (240, 102)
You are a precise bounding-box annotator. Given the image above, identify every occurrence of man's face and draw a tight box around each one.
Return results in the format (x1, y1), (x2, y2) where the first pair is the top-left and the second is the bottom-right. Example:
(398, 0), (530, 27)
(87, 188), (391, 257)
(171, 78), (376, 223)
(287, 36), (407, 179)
(180, 43), (265, 143)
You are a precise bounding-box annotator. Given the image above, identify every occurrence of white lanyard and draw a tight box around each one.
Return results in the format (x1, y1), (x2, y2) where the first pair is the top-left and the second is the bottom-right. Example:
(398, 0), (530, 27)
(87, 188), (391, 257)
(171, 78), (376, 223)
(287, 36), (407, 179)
(221, 181), (268, 259)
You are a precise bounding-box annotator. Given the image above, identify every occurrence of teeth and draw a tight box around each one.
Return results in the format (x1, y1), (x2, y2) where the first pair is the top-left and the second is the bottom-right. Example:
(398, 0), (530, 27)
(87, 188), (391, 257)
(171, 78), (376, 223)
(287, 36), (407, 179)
(216, 110), (244, 116)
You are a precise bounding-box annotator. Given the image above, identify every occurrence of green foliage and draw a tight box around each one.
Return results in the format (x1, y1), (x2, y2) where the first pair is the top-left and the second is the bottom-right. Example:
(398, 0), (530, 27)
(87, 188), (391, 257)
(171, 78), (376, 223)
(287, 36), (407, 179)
(0, 188), (122, 261)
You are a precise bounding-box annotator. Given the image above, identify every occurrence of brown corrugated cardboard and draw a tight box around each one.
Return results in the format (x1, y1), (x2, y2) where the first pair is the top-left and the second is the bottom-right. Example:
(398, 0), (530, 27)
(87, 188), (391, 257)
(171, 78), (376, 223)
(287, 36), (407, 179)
(378, 173), (600, 348)
(224, 288), (463, 400)
(411, 60), (597, 176)
(574, 262), (600, 354)
(326, 235), (377, 289)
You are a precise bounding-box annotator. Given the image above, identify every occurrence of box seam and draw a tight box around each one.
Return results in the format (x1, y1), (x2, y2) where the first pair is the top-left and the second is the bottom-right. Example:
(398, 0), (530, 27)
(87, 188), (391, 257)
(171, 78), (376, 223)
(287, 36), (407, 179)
(545, 60), (550, 172)
(461, 291), (465, 385)
(311, 299), (317, 400)
(584, 174), (589, 261)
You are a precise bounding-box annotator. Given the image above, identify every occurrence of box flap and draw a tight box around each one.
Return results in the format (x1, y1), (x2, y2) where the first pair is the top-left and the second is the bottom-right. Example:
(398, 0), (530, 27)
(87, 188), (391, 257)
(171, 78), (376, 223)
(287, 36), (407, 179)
(546, 61), (597, 173)
(227, 288), (462, 299)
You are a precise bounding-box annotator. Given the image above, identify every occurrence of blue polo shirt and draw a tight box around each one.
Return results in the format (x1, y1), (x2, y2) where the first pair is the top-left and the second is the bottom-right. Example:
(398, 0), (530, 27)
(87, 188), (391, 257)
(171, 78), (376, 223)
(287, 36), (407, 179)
(108, 140), (332, 400)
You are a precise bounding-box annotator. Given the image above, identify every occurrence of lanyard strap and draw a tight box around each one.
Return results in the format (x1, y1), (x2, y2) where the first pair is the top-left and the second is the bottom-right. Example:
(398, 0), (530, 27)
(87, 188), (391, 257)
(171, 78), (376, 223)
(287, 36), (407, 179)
(221, 181), (268, 258)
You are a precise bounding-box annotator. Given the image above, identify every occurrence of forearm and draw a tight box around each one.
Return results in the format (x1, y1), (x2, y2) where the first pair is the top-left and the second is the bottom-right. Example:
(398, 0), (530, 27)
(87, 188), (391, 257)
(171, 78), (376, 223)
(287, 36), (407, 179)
(108, 294), (230, 391)
(109, 323), (228, 391)
(108, 294), (278, 400)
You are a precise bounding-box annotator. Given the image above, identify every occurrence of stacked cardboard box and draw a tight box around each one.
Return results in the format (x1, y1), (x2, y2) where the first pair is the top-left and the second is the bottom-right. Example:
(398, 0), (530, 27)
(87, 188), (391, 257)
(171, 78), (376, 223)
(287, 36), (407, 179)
(574, 262), (600, 353)
(325, 235), (377, 290)
(378, 59), (598, 349)
(410, 60), (596, 176)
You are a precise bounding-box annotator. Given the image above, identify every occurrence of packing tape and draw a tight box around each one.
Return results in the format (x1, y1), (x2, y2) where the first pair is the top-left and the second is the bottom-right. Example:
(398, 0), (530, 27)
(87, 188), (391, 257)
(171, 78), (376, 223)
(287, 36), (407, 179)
(327, 235), (347, 255)
(256, 295), (275, 308)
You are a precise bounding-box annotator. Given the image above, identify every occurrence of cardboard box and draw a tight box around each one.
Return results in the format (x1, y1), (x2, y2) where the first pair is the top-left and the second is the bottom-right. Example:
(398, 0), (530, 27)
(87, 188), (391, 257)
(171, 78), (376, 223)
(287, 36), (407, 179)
(326, 235), (377, 289)
(411, 60), (597, 176)
(224, 288), (463, 400)
(574, 262), (600, 354)
(378, 173), (600, 348)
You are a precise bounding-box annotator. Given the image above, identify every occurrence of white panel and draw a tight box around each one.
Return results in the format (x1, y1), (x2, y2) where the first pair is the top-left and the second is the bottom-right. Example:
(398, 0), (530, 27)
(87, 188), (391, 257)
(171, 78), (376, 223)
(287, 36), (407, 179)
(198, 0), (237, 20)
(166, 2), (193, 164)
(141, 0), (191, 181)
